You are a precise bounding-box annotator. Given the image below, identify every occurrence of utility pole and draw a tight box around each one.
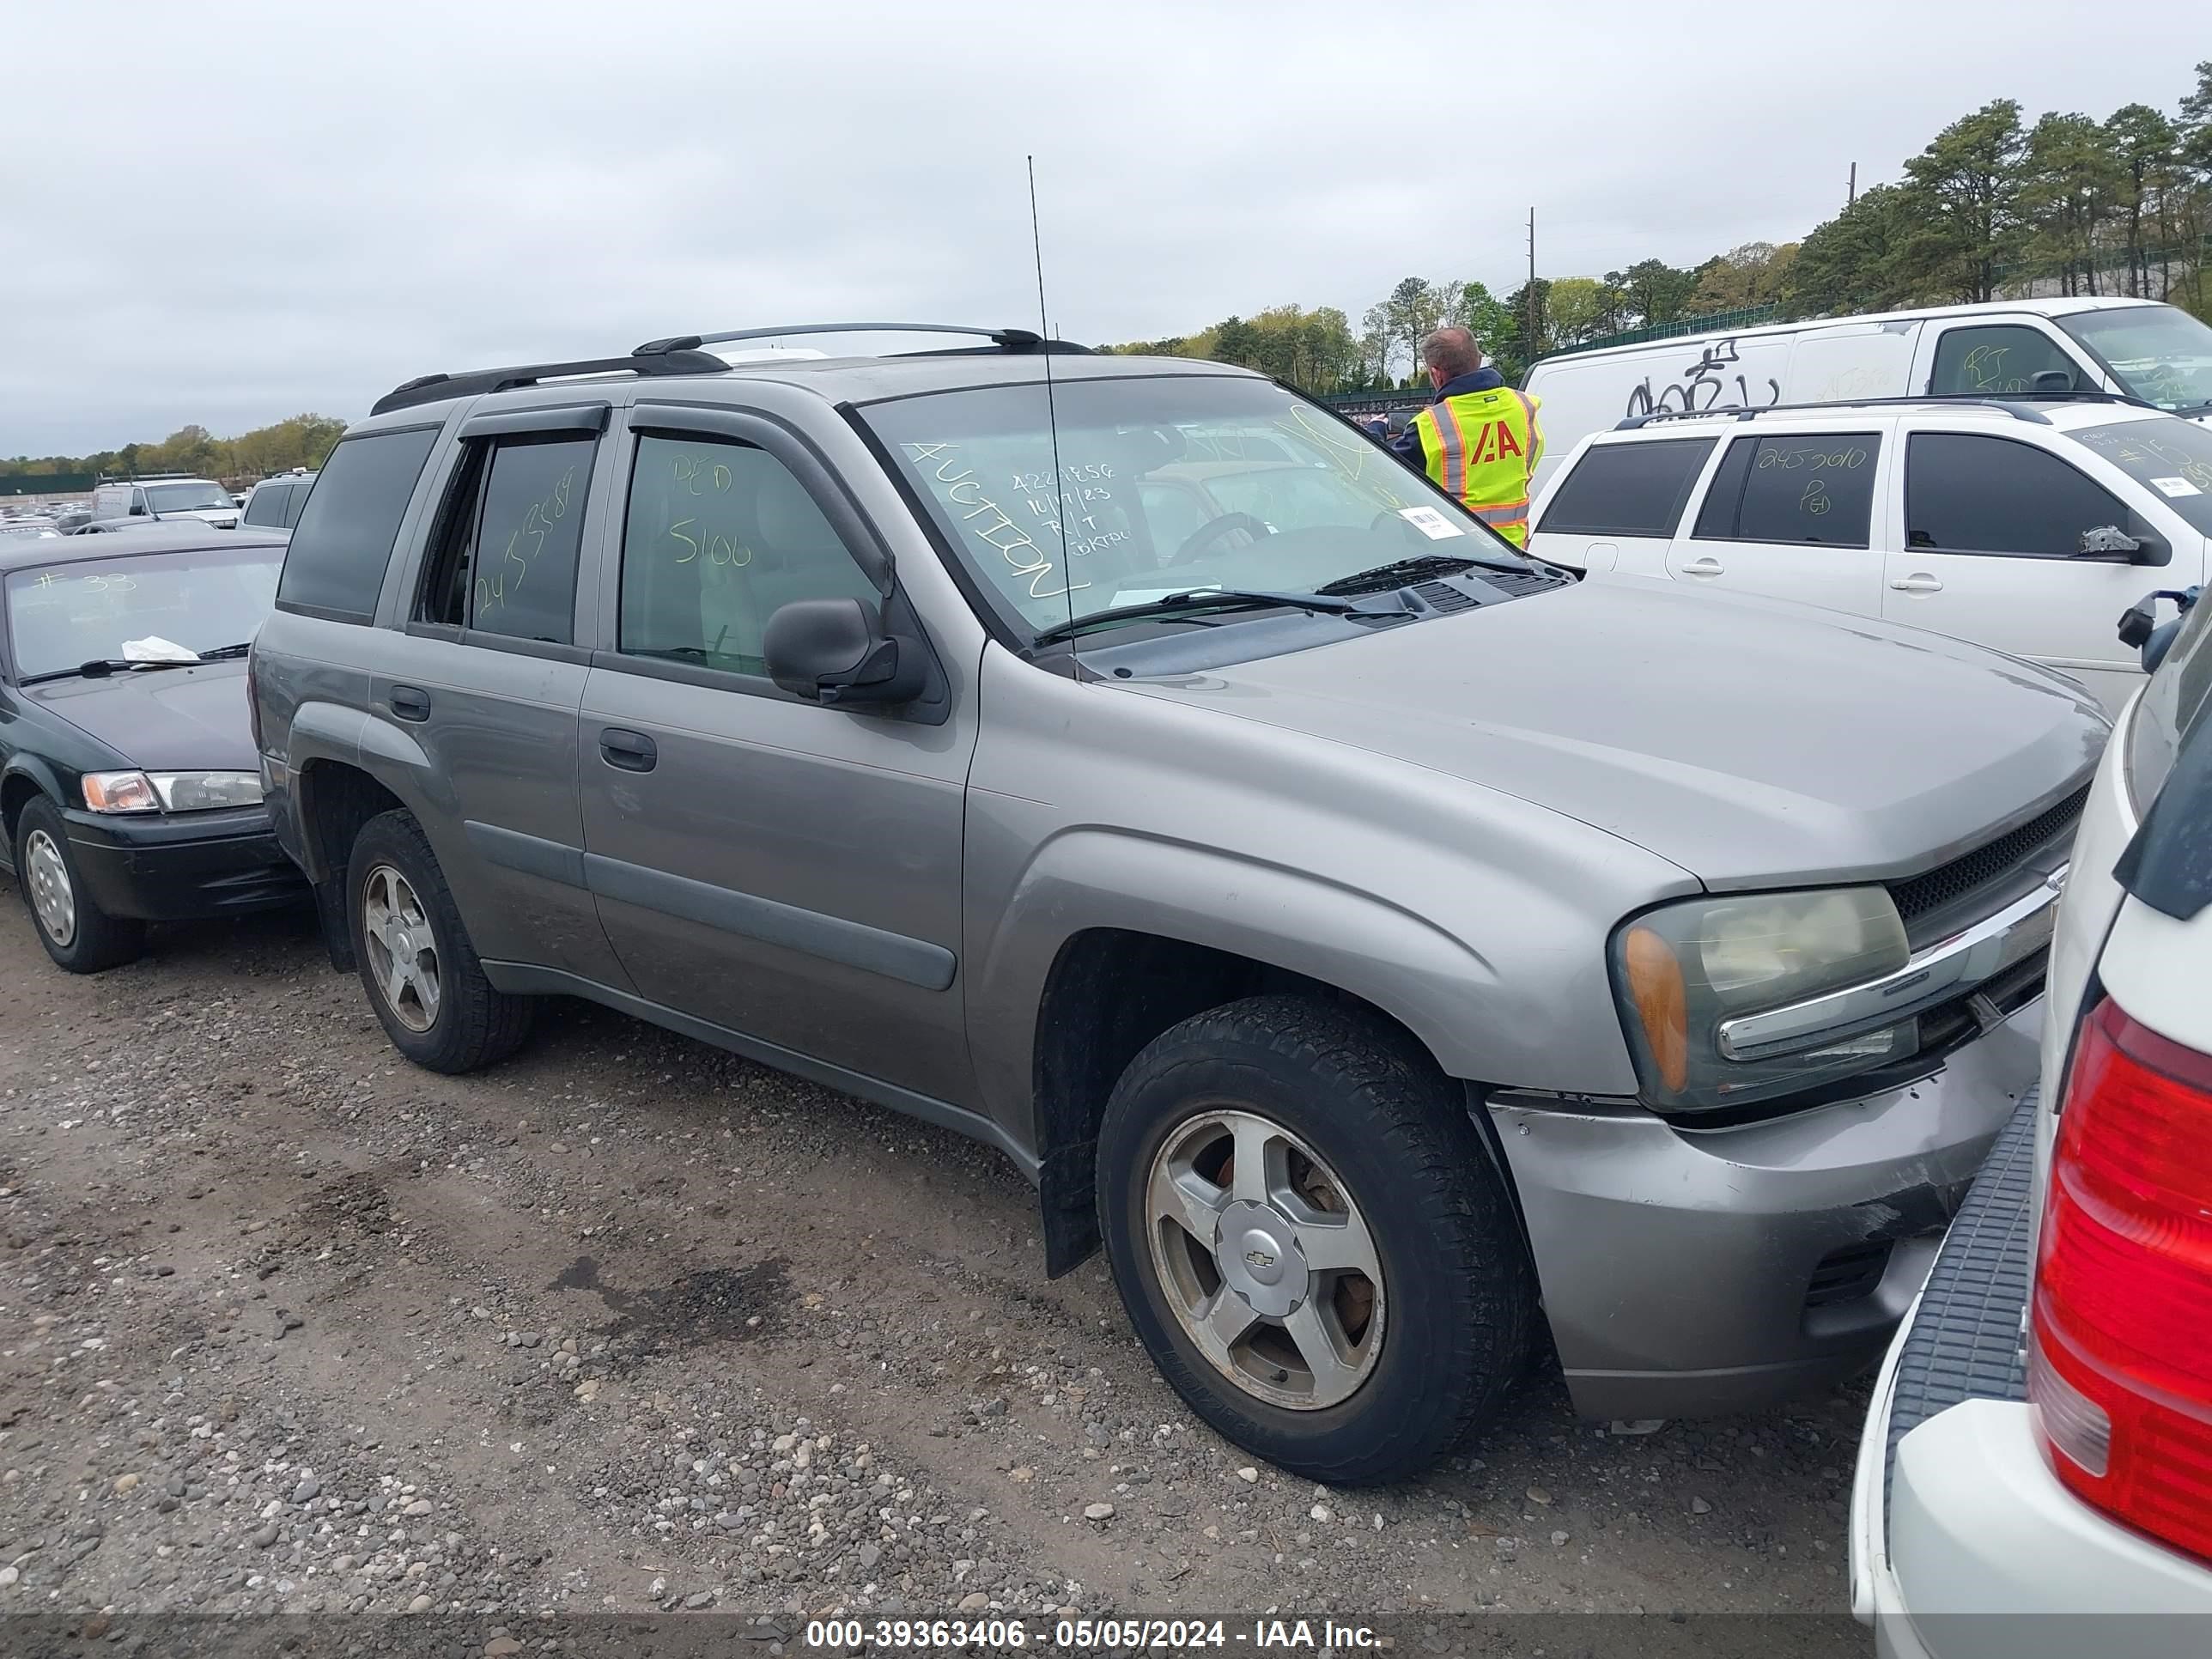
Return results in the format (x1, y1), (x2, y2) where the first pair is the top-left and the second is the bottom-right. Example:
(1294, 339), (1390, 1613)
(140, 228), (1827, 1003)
(1847, 162), (1856, 209)
(1524, 207), (1537, 362)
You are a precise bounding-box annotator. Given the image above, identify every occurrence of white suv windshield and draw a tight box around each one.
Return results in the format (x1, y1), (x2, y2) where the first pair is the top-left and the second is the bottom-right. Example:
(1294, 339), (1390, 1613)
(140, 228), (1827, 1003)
(2072, 416), (2212, 537)
(143, 481), (233, 513)
(863, 374), (1525, 637)
(2059, 307), (2212, 415)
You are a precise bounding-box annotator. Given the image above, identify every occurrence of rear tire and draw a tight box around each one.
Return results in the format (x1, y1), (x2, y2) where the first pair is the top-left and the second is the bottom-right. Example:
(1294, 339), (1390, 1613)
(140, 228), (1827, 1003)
(14, 796), (145, 974)
(1097, 994), (1533, 1485)
(346, 809), (532, 1073)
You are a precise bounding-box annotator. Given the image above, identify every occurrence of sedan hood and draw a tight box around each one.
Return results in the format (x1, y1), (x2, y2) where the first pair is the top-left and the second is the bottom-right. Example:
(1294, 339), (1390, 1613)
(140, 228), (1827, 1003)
(1127, 579), (2109, 890)
(26, 659), (257, 773)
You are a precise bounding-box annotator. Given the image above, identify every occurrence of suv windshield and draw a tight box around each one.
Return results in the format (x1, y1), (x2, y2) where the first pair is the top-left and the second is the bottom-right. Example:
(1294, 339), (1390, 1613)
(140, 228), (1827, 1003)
(143, 481), (233, 513)
(2058, 307), (2212, 415)
(863, 374), (1525, 637)
(2072, 416), (2212, 536)
(4, 545), (282, 680)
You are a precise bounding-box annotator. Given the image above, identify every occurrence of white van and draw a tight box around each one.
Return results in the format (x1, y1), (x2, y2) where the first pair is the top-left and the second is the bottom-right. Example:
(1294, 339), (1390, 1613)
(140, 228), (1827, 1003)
(1522, 297), (2212, 492)
(89, 475), (240, 529)
(1527, 393), (2212, 714)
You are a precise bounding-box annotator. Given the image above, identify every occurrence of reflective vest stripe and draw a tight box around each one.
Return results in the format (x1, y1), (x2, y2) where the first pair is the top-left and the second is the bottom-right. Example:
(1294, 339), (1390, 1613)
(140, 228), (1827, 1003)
(1474, 501), (1529, 525)
(1429, 398), (1471, 498)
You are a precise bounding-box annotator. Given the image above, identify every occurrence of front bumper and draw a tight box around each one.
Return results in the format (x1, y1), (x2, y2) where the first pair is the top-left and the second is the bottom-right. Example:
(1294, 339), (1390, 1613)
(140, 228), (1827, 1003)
(1847, 1096), (2212, 1657)
(1486, 997), (2040, 1420)
(64, 803), (307, 922)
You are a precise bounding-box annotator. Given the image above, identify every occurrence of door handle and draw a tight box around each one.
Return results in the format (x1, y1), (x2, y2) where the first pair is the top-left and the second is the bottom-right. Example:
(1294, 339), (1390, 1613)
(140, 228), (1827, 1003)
(1889, 574), (1944, 593)
(599, 727), (658, 772)
(388, 685), (431, 721)
(1680, 556), (1726, 576)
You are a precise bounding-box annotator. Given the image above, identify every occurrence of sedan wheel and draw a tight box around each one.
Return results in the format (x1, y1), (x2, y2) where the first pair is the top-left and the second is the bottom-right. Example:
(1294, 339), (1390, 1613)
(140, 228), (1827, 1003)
(361, 863), (441, 1033)
(24, 828), (76, 949)
(1146, 1107), (1384, 1410)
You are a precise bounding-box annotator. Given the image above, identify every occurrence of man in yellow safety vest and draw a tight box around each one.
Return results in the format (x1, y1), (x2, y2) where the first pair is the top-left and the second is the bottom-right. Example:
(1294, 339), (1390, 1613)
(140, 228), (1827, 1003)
(1389, 326), (1544, 548)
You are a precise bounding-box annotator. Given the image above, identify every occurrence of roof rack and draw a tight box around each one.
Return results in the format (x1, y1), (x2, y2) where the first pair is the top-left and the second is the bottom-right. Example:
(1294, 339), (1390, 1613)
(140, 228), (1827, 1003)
(370, 347), (732, 416)
(371, 324), (1090, 417)
(1614, 389), (2154, 432)
(631, 322), (1087, 356)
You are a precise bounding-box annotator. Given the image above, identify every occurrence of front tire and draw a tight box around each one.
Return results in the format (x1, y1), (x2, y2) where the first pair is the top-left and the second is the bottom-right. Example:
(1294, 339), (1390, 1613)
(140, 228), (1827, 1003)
(1097, 995), (1533, 1485)
(14, 797), (144, 973)
(346, 809), (532, 1073)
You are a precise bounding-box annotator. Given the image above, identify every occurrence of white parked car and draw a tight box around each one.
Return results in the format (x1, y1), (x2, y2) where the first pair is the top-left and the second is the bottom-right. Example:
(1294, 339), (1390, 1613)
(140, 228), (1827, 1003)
(1527, 394), (2212, 714)
(1849, 583), (2212, 1656)
(1522, 296), (2212, 491)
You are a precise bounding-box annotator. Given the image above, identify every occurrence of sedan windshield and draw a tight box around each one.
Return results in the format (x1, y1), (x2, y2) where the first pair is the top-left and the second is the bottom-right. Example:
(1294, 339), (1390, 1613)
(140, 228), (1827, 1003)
(2072, 416), (2212, 536)
(2058, 307), (2212, 414)
(143, 481), (233, 513)
(862, 374), (1525, 638)
(5, 546), (282, 680)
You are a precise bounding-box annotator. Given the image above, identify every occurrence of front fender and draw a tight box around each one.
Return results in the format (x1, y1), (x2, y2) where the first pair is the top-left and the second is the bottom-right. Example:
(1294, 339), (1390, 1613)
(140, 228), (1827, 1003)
(966, 823), (1647, 1147)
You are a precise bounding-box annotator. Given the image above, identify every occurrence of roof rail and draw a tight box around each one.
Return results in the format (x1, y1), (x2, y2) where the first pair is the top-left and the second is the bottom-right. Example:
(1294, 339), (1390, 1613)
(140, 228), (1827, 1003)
(369, 348), (732, 417)
(632, 322), (1088, 356)
(1613, 389), (2155, 433)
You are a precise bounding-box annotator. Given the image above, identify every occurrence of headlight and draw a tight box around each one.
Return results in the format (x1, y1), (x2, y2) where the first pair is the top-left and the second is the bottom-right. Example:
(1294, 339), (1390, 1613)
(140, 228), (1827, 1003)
(1611, 887), (1912, 1113)
(150, 771), (264, 811)
(81, 769), (264, 814)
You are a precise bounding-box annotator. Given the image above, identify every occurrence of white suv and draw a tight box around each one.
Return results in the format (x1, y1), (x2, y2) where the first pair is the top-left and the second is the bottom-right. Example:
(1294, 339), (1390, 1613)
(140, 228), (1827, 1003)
(1850, 584), (2212, 1653)
(1528, 395), (2212, 714)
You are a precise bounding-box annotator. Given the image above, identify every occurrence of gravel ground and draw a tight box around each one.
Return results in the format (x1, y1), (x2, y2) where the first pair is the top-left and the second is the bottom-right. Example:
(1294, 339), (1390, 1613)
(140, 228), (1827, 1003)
(0, 891), (1874, 1637)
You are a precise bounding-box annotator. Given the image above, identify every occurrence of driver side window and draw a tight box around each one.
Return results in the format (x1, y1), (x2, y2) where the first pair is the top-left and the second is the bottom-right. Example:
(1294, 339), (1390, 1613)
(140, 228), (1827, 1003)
(617, 434), (878, 680)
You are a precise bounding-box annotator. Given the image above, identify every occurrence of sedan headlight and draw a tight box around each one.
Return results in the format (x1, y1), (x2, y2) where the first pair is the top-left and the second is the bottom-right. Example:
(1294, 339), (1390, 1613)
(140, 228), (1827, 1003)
(82, 769), (264, 814)
(1611, 887), (1912, 1113)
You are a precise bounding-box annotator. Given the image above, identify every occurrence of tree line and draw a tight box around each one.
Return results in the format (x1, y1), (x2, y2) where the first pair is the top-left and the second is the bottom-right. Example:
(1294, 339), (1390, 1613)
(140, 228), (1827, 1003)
(1, 413), (347, 486)
(1104, 63), (2212, 391)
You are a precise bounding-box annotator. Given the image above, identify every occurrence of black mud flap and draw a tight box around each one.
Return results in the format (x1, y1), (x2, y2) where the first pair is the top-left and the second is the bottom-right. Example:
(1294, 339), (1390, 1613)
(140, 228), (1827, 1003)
(1039, 1139), (1101, 1278)
(314, 878), (354, 973)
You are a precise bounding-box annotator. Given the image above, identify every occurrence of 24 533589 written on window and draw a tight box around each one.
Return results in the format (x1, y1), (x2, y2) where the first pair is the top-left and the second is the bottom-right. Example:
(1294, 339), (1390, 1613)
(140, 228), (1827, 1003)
(417, 434), (595, 644)
(858, 374), (1530, 638)
(617, 434), (878, 679)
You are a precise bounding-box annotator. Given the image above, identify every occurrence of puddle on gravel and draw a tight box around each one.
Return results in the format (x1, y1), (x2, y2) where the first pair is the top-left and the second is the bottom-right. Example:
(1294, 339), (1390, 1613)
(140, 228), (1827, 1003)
(550, 1253), (790, 1359)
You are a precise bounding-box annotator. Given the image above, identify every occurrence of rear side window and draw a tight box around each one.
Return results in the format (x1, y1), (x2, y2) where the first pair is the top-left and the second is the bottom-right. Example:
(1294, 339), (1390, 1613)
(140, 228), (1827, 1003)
(277, 428), (440, 621)
(1693, 432), (1880, 546)
(1905, 433), (2130, 558)
(617, 433), (878, 680)
(283, 482), (313, 528)
(242, 483), (289, 526)
(1537, 438), (1715, 537)
(415, 435), (595, 645)
(1929, 325), (2080, 396)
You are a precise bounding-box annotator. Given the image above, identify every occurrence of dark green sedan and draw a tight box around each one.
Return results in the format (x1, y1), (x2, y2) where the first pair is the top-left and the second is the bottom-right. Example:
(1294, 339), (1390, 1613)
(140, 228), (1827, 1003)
(0, 524), (306, 972)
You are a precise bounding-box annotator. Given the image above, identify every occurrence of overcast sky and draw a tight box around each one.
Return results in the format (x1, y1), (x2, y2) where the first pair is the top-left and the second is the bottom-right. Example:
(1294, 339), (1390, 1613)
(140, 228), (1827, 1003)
(2, 0), (2201, 455)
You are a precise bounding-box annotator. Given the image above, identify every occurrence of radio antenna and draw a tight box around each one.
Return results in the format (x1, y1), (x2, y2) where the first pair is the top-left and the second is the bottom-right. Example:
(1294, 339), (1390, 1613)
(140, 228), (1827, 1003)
(1027, 155), (1076, 649)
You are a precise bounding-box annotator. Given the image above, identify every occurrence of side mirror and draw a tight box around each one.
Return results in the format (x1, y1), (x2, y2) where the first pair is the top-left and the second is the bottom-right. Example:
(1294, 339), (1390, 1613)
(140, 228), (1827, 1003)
(2079, 524), (2167, 565)
(762, 597), (927, 708)
(2118, 586), (2202, 672)
(128, 503), (146, 516)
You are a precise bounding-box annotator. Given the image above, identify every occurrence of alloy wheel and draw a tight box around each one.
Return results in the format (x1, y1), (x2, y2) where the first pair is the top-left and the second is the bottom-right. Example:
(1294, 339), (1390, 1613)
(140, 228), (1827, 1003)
(1145, 1107), (1385, 1410)
(362, 863), (441, 1033)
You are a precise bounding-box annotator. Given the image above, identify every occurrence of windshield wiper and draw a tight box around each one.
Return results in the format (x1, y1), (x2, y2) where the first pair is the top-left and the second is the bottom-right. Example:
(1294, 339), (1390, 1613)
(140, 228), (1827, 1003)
(1033, 587), (1380, 647)
(1316, 551), (1534, 595)
(19, 658), (195, 685)
(193, 642), (253, 661)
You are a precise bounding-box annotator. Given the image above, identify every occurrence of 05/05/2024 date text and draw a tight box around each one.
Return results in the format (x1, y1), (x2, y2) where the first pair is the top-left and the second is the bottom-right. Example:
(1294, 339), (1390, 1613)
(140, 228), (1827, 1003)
(803, 1617), (1384, 1650)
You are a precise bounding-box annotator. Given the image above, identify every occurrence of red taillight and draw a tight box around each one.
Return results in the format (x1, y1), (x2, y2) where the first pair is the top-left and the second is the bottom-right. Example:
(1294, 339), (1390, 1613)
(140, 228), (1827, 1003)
(2031, 996), (2212, 1565)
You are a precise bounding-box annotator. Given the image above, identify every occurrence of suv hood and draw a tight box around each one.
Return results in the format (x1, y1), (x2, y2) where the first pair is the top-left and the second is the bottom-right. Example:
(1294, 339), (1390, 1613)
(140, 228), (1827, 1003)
(25, 659), (256, 773)
(1127, 580), (2109, 890)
